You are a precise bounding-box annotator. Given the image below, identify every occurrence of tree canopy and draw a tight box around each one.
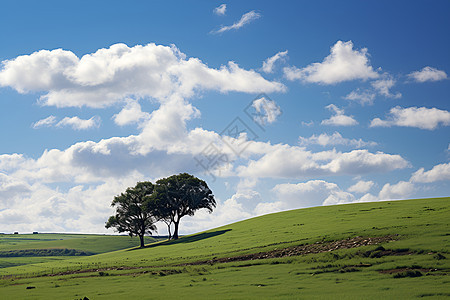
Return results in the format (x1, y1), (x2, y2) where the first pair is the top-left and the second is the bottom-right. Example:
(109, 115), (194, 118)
(106, 173), (216, 246)
(150, 173), (216, 239)
(105, 181), (157, 248)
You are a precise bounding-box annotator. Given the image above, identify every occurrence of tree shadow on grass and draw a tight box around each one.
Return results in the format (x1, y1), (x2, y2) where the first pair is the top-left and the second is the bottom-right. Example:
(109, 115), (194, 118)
(128, 229), (232, 251)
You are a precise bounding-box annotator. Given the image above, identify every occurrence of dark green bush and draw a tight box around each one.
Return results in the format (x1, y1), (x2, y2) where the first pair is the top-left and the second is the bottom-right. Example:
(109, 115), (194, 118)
(393, 270), (423, 278)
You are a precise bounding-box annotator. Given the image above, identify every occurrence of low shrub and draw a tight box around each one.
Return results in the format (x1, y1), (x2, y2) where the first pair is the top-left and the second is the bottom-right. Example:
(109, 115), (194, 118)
(393, 270), (423, 278)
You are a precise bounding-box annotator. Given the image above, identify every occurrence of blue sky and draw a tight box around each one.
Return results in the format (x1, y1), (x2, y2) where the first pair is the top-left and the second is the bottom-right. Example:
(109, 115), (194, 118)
(0, 1), (449, 234)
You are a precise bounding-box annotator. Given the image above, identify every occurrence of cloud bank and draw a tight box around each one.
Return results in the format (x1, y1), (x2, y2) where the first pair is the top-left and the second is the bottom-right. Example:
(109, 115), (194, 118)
(371, 106), (450, 130)
(0, 43), (285, 108)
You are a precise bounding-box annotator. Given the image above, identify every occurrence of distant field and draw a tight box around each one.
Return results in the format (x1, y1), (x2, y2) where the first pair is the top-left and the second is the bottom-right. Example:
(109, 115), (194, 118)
(0, 234), (162, 269)
(0, 197), (449, 299)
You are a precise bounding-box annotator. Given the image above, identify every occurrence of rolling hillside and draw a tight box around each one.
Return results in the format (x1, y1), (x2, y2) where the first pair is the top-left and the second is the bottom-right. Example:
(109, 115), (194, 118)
(0, 197), (449, 299)
(0, 234), (162, 269)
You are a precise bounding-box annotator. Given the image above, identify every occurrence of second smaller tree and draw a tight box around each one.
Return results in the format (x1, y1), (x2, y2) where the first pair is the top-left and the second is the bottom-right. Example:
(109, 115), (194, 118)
(106, 181), (157, 248)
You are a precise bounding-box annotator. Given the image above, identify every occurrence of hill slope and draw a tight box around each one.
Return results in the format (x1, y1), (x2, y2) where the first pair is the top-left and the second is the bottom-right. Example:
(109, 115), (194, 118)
(0, 234), (161, 269)
(0, 197), (449, 299)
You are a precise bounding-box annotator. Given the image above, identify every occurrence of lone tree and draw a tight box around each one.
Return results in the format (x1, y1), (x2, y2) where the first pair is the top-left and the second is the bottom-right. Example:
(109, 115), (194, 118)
(105, 181), (157, 248)
(151, 173), (216, 240)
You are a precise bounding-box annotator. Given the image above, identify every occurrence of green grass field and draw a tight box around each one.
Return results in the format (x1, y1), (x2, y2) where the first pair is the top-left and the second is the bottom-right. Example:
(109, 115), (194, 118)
(0, 233), (161, 269)
(0, 197), (449, 299)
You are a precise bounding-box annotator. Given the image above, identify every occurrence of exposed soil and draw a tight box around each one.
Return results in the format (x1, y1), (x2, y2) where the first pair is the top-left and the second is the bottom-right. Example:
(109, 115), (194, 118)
(181, 235), (398, 266)
(379, 268), (433, 274)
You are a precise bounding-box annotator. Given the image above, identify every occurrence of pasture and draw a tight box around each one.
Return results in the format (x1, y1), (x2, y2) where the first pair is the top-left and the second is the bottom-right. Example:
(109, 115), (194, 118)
(0, 197), (449, 299)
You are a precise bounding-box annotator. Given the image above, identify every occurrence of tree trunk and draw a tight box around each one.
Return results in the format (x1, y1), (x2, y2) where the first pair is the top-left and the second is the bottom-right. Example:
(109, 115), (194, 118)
(172, 221), (179, 240)
(139, 234), (145, 248)
(167, 223), (172, 240)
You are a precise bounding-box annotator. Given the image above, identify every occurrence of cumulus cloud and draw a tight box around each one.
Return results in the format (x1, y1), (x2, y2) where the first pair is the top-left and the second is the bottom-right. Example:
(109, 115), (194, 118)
(2, 98), (229, 185)
(212, 10), (261, 34)
(272, 180), (356, 209)
(299, 132), (377, 148)
(0, 173), (31, 207)
(410, 162), (450, 183)
(0, 154), (26, 171)
(408, 66), (448, 82)
(371, 77), (401, 99)
(32, 115), (57, 129)
(214, 4), (227, 16)
(262, 50), (288, 73)
(0, 43), (284, 108)
(56, 116), (101, 130)
(180, 191), (257, 234)
(249, 95), (282, 126)
(113, 100), (151, 126)
(358, 179), (415, 203)
(321, 104), (358, 126)
(370, 106), (450, 130)
(344, 89), (376, 105)
(347, 180), (374, 193)
(0, 176), (143, 233)
(378, 181), (415, 200)
(283, 40), (379, 84)
(238, 144), (409, 179)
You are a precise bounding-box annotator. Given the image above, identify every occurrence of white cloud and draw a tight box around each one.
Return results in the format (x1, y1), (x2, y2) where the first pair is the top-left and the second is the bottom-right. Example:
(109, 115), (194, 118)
(299, 132), (377, 148)
(0, 154), (26, 171)
(371, 77), (401, 99)
(272, 180), (356, 209)
(321, 104), (358, 126)
(410, 162), (450, 183)
(0, 173), (31, 208)
(408, 66), (448, 82)
(214, 4), (227, 16)
(283, 40), (379, 84)
(213, 10), (261, 34)
(56, 116), (101, 130)
(250, 95), (282, 126)
(370, 106), (450, 130)
(359, 179), (416, 203)
(113, 100), (151, 126)
(347, 180), (374, 193)
(323, 149), (410, 175)
(32, 115), (57, 129)
(0, 43), (284, 108)
(32, 115), (100, 130)
(2, 98), (223, 184)
(378, 181), (414, 200)
(180, 191), (255, 234)
(344, 89), (376, 105)
(238, 144), (409, 179)
(301, 120), (314, 127)
(254, 201), (284, 216)
(0, 176), (143, 233)
(262, 50), (288, 73)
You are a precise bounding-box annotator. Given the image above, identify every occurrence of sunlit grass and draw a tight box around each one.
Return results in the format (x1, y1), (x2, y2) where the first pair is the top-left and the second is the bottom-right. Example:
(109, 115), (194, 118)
(0, 197), (448, 299)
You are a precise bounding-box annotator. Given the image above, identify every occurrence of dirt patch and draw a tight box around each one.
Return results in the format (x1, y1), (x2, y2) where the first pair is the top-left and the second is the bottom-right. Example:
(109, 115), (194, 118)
(182, 235), (398, 266)
(379, 268), (433, 274)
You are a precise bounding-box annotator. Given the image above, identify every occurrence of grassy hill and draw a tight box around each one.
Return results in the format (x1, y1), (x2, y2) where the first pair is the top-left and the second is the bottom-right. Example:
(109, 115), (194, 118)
(0, 197), (449, 299)
(0, 234), (161, 269)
